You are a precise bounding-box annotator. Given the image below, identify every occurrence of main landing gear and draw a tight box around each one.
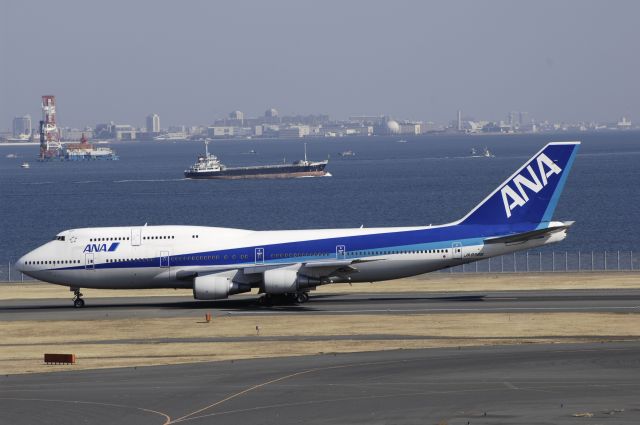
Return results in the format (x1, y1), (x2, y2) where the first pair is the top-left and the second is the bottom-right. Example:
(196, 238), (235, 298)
(72, 288), (85, 308)
(258, 292), (309, 306)
(295, 292), (310, 304)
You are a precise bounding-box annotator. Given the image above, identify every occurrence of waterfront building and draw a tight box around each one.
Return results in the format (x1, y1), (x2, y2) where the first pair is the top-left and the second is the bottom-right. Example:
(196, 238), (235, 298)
(400, 123), (421, 135)
(349, 115), (385, 125)
(279, 125), (310, 138)
(146, 113), (160, 134)
(375, 118), (401, 135)
(12, 115), (32, 139)
(207, 126), (235, 138)
(61, 127), (95, 141)
(113, 124), (137, 140)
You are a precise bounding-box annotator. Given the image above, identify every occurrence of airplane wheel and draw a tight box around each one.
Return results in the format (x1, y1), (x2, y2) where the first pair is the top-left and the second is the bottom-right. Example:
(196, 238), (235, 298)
(295, 293), (309, 304)
(73, 298), (85, 308)
(259, 295), (273, 306)
(301, 292), (309, 303)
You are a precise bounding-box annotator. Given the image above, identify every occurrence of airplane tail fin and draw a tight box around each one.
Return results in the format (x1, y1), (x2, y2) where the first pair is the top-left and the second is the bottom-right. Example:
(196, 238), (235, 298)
(458, 141), (580, 227)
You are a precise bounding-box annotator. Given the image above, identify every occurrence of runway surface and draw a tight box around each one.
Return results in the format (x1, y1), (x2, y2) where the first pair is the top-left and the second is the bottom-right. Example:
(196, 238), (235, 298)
(1, 342), (639, 424)
(2, 289), (640, 321)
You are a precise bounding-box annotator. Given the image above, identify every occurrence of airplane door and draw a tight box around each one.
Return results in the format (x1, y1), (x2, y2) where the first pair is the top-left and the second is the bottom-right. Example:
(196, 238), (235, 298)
(336, 245), (346, 260)
(452, 241), (463, 259)
(85, 253), (95, 270)
(131, 228), (142, 246)
(255, 247), (265, 264)
(160, 251), (170, 268)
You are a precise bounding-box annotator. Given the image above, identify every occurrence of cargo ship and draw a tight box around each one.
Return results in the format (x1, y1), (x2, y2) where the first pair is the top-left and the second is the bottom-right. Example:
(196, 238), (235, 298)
(184, 142), (329, 179)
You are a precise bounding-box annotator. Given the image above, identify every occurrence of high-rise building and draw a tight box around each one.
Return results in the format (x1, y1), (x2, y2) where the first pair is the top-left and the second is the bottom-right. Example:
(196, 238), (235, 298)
(229, 110), (244, 121)
(457, 110), (462, 132)
(146, 114), (160, 134)
(508, 111), (517, 127)
(265, 108), (279, 118)
(12, 115), (32, 138)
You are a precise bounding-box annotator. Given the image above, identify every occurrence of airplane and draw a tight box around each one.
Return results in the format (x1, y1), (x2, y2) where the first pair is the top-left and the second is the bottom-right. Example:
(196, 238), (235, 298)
(16, 141), (580, 308)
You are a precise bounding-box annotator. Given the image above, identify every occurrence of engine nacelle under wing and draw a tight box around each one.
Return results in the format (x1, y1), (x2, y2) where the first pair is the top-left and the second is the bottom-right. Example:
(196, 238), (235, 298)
(263, 268), (319, 294)
(193, 274), (251, 300)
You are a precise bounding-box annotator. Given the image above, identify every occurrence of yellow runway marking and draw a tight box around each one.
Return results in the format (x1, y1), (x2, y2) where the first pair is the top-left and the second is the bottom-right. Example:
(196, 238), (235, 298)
(170, 369), (317, 423)
(171, 359), (420, 423)
(0, 397), (171, 424)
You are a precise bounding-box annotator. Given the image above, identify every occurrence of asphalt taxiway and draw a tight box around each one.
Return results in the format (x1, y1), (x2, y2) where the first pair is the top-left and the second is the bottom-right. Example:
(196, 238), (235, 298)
(1, 342), (639, 424)
(1, 289), (640, 321)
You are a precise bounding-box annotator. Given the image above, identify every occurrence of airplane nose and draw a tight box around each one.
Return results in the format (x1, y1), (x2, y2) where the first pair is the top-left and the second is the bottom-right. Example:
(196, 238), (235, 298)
(15, 255), (26, 273)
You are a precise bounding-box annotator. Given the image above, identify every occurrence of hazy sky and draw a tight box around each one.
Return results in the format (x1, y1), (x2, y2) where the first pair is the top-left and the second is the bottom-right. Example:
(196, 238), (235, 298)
(2, 0), (639, 128)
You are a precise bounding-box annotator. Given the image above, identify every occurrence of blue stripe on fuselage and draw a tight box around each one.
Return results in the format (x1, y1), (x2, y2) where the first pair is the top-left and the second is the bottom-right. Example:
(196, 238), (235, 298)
(54, 222), (533, 271)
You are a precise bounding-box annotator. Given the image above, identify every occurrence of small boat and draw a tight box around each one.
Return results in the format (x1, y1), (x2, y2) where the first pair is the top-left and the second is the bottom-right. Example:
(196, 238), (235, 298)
(6, 153), (18, 159)
(470, 147), (495, 158)
(338, 150), (355, 157)
(20, 162), (30, 169)
(396, 139), (408, 143)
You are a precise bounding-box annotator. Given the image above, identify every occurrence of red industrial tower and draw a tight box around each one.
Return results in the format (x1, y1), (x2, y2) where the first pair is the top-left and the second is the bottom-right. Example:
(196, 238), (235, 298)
(39, 95), (62, 159)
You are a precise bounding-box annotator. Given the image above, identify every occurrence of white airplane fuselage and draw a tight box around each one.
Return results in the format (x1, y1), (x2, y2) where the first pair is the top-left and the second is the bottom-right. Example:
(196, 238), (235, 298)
(17, 223), (567, 289)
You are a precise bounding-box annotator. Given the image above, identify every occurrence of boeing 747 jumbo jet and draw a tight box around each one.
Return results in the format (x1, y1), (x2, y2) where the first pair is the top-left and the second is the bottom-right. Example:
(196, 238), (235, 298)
(16, 141), (579, 308)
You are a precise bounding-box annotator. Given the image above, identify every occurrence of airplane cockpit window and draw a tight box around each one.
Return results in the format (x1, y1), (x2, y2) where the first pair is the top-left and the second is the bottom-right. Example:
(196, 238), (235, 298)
(55, 236), (65, 241)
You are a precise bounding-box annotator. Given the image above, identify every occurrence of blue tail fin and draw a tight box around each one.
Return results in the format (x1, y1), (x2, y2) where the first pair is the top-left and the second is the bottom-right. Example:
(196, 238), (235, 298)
(458, 141), (580, 227)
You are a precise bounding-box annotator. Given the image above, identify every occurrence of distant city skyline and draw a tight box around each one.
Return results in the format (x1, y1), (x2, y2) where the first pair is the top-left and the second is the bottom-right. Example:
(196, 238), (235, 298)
(2, 105), (634, 136)
(2, 1), (639, 127)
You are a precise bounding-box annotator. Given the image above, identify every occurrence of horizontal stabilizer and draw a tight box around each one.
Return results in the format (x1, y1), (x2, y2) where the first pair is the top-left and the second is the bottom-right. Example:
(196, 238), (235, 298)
(484, 221), (574, 244)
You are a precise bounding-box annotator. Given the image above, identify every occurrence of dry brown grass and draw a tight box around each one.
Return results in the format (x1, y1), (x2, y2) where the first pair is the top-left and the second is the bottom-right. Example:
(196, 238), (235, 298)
(319, 272), (640, 293)
(2, 312), (639, 375)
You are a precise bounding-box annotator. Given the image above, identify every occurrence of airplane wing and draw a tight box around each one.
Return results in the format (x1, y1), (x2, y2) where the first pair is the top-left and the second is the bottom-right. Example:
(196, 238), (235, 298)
(242, 258), (380, 276)
(484, 221), (574, 245)
(300, 258), (382, 277)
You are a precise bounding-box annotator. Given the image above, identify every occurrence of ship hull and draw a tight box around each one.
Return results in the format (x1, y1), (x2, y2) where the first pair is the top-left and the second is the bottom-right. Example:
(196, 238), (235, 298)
(185, 163), (328, 180)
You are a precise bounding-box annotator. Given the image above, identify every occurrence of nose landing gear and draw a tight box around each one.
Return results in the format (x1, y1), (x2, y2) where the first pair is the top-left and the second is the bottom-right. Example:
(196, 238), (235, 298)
(72, 288), (85, 308)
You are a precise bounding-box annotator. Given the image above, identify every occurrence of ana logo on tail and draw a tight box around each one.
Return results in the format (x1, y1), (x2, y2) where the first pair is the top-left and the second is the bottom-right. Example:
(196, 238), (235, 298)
(500, 153), (562, 218)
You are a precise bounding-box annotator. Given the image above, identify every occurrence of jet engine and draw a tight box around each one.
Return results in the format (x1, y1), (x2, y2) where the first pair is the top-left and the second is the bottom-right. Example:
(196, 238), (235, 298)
(263, 269), (319, 294)
(193, 274), (251, 300)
